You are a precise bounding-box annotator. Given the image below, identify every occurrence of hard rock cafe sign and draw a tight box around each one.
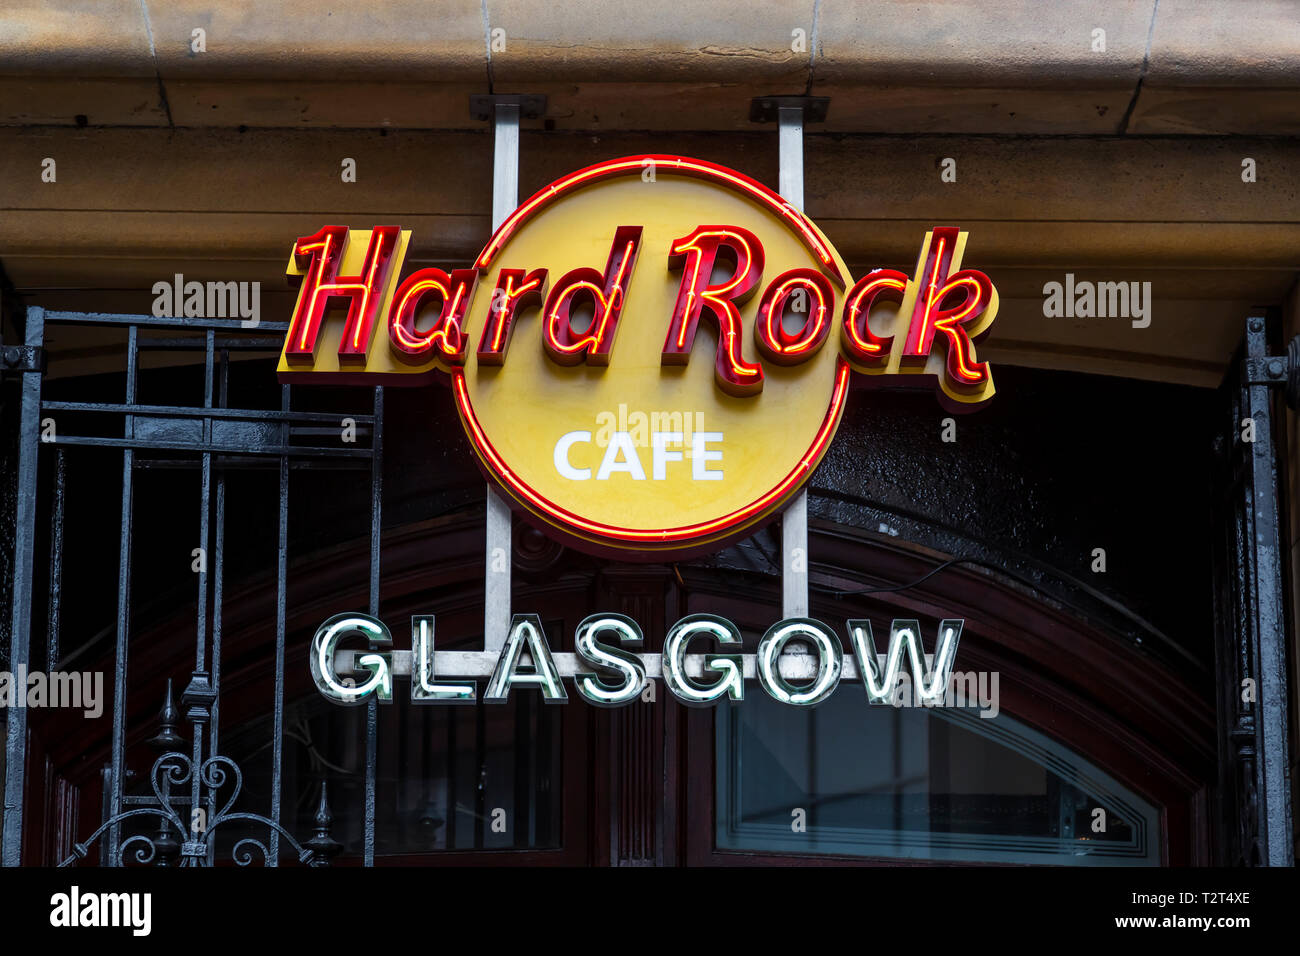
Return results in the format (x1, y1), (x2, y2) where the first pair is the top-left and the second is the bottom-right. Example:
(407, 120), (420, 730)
(279, 155), (998, 707)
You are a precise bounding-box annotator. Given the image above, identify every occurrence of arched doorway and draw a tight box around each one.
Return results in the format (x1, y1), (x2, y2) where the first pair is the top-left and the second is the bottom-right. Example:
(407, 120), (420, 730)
(29, 509), (1213, 865)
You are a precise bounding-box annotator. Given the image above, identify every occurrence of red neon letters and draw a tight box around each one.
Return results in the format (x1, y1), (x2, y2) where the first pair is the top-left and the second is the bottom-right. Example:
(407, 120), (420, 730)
(754, 269), (834, 366)
(388, 267), (480, 364)
(663, 226), (766, 397)
(285, 225), (401, 365)
(477, 268), (549, 365)
(841, 270), (909, 368)
(284, 216), (995, 404)
(543, 226), (643, 366)
(901, 227), (994, 392)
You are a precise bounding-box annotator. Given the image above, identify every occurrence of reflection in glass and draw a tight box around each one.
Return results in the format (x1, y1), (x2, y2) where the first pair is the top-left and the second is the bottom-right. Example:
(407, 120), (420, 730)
(716, 692), (1159, 865)
(215, 686), (562, 859)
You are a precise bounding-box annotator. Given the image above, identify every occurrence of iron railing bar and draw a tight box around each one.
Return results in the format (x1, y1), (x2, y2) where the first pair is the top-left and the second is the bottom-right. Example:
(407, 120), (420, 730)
(288, 426), (375, 438)
(137, 338), (283, 351)
(41, 400), (373, 426)
(184, 734), (202, 859)
(41, 436), (375, 458)
(208, 347), (229, 867)
(270, 384), (290, 866)
(107, 323), (139, 866)
(42, 311), (289, 333)
(185, 330), (215, 861)
(98, 767), (111, 866)
(133, 458), (372, 472)
(364, 385), (384, 866)
(46, 449), (66, 671)
(1, 307), (46, 866)
(195, 330), (213, 677)
(122, 794), (194, 806)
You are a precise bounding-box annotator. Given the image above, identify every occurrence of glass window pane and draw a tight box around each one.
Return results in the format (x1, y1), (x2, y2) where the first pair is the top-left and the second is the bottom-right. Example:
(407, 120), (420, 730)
(208, 689), (563, 859)
(716, 692), (1159, 865)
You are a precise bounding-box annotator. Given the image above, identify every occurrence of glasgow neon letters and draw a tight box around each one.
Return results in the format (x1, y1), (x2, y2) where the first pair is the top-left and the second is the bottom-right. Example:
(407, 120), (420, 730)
(310, 611), (964, 709)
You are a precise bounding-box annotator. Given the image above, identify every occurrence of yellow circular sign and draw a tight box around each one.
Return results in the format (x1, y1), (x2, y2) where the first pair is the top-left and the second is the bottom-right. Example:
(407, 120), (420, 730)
(453, 157), (851, 557)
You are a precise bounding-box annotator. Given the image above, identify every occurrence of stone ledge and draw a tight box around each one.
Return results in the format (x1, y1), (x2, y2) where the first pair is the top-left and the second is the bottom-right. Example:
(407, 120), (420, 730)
(0, 2), (1296, 133)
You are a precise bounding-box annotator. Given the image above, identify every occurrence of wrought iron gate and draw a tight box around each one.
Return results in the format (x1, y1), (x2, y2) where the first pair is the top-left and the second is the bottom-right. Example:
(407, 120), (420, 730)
(2, 306), (384, 866)
(1212, 312), (1297, 866)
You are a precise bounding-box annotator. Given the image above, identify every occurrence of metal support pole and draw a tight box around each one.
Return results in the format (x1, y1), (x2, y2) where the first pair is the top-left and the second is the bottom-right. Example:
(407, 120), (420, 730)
(1241, 316), (1295, 865)
(107, 323), (138, 866)
(485, 101), (520, 653)
(364, 385), (384, 866)
(1, 308), (44, 866)
(778, 106), (808, 619)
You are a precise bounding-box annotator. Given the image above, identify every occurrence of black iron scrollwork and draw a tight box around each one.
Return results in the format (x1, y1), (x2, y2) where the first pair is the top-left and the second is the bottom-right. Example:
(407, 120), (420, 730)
(59, 680), (341, 868)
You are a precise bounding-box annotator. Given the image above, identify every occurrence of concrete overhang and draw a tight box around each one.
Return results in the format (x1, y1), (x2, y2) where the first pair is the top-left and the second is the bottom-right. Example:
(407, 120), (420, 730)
(0, 1), (1298, 134)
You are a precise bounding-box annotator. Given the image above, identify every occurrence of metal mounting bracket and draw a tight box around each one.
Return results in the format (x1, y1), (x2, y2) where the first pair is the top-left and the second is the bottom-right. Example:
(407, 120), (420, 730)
(470, 93), (548, 122)
(750, 95), (829, 124)
(0, 344), (45, 374)
(1240, 313), (1300, 409)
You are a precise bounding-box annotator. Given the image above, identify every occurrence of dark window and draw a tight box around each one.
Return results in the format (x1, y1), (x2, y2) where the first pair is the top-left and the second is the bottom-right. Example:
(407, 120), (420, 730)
(716, 692), (1159, 865)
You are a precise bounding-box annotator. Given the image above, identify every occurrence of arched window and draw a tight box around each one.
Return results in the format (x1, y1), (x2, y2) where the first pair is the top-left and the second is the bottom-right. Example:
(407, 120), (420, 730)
(716, 693), (1160, 864)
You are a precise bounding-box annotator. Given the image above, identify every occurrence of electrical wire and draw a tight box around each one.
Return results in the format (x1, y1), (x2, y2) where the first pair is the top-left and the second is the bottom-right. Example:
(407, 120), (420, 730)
(822, 556), (985, 597)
